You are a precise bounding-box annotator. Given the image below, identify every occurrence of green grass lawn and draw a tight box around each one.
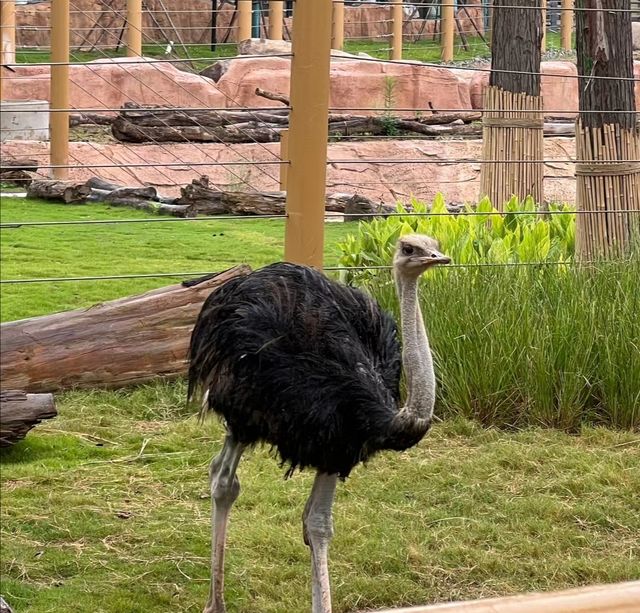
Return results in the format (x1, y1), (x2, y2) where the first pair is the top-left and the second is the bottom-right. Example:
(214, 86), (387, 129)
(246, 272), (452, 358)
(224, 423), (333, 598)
(2, 195), (639, 613)
(16, 33), (569, 69)
(1, 389), (638, 613)
(0, 197), (352, 322)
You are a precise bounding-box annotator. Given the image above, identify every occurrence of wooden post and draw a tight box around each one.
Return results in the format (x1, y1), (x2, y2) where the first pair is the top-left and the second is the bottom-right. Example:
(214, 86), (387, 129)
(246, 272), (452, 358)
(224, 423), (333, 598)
(50, 0), (69, 180)
(269, 0), (283, 40)
(560, 0), (572, 50)
(284, 0), (332, 269)
(238, 0), (252, 41)
(126, 0), (142, 57)
(279, 128), (289, 190)
(332, 0), (344, 51)
(441, 0), (455, 62)
(1, 0), (16, 65)
(391, 0), (403, 60)
(541, 0), (547, 52)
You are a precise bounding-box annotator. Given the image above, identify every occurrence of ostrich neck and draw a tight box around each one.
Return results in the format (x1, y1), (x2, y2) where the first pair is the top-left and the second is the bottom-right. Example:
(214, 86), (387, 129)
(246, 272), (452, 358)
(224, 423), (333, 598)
(395, 273), (435, 423)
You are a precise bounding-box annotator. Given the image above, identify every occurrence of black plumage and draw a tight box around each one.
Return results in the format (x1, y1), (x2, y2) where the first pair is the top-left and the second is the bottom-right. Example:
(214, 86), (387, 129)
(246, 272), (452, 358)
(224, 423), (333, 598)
(187, 262), (407, 478)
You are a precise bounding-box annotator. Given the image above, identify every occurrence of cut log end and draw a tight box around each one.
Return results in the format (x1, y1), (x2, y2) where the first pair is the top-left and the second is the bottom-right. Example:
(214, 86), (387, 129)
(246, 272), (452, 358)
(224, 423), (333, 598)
(0, 390), (57, 447)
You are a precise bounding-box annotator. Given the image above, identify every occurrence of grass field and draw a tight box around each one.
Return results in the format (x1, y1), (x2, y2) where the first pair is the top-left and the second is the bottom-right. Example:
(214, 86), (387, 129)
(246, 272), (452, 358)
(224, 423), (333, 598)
(0, 197), (352, 322)
(1, 196), (639, 612)
(15, 33), (569, 70)
(2, 385), (639, 613)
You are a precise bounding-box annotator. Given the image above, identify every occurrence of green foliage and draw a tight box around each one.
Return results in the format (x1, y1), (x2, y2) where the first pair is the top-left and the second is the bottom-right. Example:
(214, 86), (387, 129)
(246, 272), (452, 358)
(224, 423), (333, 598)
(338, 195), (575, 283)
(360, 259), (640, 431)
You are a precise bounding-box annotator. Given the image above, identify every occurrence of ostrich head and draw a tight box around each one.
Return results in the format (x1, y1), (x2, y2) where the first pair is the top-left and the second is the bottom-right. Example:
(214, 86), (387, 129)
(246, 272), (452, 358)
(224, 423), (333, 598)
(393, 234), (451, 277)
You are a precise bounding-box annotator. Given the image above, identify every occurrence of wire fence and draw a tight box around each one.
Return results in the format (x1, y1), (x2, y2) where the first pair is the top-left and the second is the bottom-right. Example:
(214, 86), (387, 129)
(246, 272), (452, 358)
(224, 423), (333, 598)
(1, 0), (639, 302)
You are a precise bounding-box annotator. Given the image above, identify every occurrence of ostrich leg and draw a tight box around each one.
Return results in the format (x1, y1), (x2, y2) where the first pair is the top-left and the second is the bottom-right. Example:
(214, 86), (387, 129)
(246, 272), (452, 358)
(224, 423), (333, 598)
(303, 472), (338, 613)
(204, 433), (246, 613)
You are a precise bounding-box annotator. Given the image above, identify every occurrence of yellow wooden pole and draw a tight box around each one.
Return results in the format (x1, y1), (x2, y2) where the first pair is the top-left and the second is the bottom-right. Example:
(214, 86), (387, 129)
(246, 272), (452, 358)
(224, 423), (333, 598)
(560, 0), (572, 50)
(1, 0), (16, 65)
(391, 0), (403, 60)
(126, 0), (142, 57)
(541, 0), (547, 53)
(284, 0), (332, 269)
(332, 0), (344, 51)
(50, 0), (69, 180)
(441, 0), (454, 62)
(269, 0), (283, 40)
(238, 0), (252, 41)
(279, 129), (289, 191)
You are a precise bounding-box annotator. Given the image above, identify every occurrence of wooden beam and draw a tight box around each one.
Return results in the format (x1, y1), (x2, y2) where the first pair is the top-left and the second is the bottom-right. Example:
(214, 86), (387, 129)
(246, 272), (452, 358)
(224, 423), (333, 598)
(374, 581), (640, 613)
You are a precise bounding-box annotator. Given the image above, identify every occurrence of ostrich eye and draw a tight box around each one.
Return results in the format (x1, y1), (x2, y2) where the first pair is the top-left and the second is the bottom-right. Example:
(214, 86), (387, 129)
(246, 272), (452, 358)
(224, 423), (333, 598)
(401, 245), (414, 256)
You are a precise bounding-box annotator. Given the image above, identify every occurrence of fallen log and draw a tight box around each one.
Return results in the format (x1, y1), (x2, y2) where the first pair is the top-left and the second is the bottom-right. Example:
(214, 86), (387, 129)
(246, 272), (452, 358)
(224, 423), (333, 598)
(85, 176), (178, 204)
(0, 157), (39, 187)
(27, 179), (91, 203)
(176, 176), (395, 218)
(0, 266), (251, 393)
(0, 390), (57, 447)
(87, 189), (196, 217)
(70, 112), (114, 127)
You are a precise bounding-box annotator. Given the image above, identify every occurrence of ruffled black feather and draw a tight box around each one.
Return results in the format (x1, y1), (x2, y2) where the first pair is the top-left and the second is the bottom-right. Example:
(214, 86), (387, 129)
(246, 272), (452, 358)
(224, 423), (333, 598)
(187, 263), (403, 478)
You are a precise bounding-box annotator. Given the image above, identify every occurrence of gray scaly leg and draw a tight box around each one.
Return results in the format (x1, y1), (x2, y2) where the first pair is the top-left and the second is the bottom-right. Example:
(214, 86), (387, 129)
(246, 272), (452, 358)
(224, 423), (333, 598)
(203, 434), (246, 613)
(303, 472), (338, 613)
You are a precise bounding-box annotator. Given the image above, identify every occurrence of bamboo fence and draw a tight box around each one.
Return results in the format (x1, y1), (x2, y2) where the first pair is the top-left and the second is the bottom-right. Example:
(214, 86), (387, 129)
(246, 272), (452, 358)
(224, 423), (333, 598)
(575, 121), (640, 258)
(480, 86), (544, 210)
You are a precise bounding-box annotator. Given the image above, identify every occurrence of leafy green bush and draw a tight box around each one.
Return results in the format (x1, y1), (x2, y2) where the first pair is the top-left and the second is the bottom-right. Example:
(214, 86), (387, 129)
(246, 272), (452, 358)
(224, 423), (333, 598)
(338, 195), (575, 282)
(361, 260), (640, 431)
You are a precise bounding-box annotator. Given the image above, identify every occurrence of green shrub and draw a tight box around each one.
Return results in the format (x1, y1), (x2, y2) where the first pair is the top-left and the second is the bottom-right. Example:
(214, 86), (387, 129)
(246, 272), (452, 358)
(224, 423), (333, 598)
(338, 195), (575, 283)
(357, 260), (640, 431)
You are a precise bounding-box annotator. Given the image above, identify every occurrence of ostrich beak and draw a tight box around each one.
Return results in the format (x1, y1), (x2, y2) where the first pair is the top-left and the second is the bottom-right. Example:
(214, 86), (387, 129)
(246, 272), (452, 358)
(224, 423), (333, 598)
(414, 251), (451, 266)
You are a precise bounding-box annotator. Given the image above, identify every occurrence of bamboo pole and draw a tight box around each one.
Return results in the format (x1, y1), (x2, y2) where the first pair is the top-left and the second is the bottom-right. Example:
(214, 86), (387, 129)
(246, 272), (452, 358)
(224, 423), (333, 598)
(126, 0), (142, 57)
(560, 0), (572, 50)
(284, 0), (332, 269)
(269, 0), (283, 40)
(441, 0), (454, 62)
(238, 0), (252, 41)
(391, 0), (403, 60)
(279, 128), (289, 190)
(375, 580), (640, 613)
(332, 0), (344, 51)
(50, 0), (69, 180)
(541, 5), (548, 52)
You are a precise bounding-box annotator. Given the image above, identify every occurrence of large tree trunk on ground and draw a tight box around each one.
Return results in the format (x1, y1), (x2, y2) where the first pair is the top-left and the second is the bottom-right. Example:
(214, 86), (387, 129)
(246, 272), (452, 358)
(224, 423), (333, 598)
(0, 391), (56, 447)
(575, 0), (639, 257)
(27, 179), (91, 203)
(176, 176), (395, 218)
(480, 0), (544, 209)
(0, 266), (250, 393)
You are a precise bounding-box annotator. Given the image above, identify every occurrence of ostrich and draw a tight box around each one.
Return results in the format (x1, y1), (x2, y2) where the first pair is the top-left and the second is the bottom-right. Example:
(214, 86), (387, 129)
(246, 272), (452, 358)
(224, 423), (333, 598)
(187, 234), (450, 613)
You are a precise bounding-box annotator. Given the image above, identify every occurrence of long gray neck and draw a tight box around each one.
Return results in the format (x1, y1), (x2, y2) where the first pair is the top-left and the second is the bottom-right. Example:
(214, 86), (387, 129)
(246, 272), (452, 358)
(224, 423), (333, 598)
(391, 272), (435, 437)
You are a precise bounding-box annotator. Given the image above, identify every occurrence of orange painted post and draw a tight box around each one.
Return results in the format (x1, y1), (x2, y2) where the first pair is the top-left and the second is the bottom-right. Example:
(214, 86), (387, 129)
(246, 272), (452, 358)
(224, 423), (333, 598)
(284, 0), (332, 269)
(269, 0), (283, 40)
(560, 0), (573, 50)
(441, 0), (454, 62)
(50, 0), (69, 180)
(238, 0), (252, 41)
(332, 0), (344, 51)
(126, 0), (142, 57)
(279, 129), (289, 190)
(1, 0), (16, 65)
(391, 0), (403, 60)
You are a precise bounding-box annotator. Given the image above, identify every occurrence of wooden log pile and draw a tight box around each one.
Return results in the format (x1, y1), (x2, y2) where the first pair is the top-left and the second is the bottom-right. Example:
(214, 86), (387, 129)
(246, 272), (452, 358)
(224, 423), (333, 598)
(176, 176), (395, 218)
(0, 390), (57, 447)
(109, 98), (576, 145)
(0, 266), (250, 393)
